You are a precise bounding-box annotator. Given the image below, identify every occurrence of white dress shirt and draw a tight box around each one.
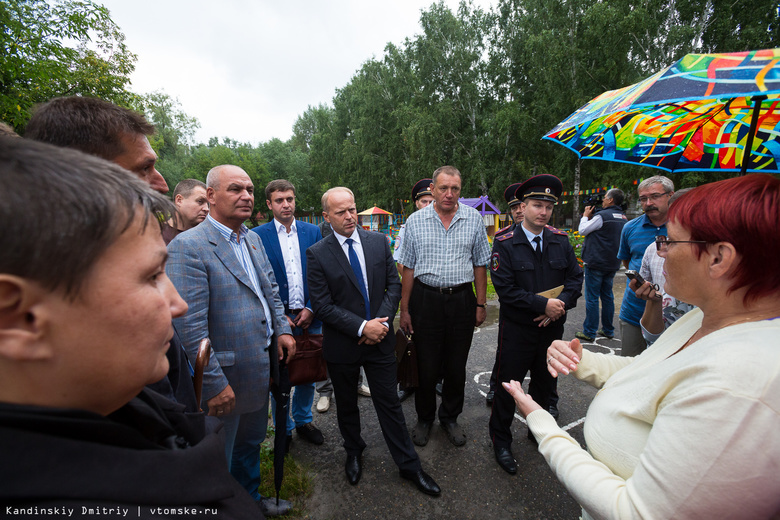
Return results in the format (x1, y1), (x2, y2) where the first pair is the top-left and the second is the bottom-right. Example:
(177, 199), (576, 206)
(274, 218), (305, 310)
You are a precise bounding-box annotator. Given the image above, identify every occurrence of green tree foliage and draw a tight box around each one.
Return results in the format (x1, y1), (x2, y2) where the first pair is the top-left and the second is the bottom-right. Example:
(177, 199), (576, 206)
(291, 104), (344, 209)
(138, 91), (200, 157)
(133, 94), (319, 221)
(134, 90), (201, 189)
(294, 0), (779, 223)
(6, 0), (776, 224)
(180, 139), (271, 219)
(259, 139), (318, 214)
(0, 0), (137, 131)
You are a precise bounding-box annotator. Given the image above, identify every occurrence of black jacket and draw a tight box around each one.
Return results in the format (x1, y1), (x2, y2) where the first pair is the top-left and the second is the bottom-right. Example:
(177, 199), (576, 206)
(0, 390), (260, 519)
(306, 228), (401, 364)
(581, 206), (627, 271)
(490, 225), (583, 326)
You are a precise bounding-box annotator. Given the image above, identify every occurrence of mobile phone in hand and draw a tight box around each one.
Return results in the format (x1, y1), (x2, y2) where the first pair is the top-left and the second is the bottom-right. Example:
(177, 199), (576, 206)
(626, 269), (661, 299)
(625, 270), (646, 286)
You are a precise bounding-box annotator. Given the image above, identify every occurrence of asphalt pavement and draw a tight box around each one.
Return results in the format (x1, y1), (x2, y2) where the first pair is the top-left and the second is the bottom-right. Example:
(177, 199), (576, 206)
(288, 273), (629, 520)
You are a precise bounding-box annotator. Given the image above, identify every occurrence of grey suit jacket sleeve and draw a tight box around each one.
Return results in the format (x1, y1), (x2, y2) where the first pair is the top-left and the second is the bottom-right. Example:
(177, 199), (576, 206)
(249, 233), (292, 337)
(167, 238), (229, 402)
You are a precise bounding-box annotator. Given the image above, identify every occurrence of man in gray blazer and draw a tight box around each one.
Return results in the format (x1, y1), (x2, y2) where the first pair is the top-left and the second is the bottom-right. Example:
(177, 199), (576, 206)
(306, 187), (440, 496)
(167, 165), (295, 517)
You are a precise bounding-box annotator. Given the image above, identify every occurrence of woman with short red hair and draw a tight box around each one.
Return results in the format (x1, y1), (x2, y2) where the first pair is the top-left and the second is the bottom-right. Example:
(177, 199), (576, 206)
(505, 174), (780, 519)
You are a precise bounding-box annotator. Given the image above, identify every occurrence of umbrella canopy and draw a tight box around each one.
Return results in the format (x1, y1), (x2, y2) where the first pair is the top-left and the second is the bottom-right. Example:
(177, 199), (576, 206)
(544, 48), (780, 174)
(357, 206), (392, 215)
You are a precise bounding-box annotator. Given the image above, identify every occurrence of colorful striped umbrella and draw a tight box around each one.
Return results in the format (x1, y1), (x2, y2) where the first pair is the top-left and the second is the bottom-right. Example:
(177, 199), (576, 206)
(544, 48), (780, 174)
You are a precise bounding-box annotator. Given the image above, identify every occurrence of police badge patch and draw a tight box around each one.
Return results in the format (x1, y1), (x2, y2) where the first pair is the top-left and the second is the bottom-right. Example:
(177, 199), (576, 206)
(491, 252), (500, 271)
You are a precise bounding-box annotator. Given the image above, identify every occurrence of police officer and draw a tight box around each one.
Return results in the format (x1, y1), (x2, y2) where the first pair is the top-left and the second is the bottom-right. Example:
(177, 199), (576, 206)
(504, 182), (524, 229)
(488, 174), (583, 475)
(394, 179), (434, 273)
(394, 178), (434, 402)
(485, 182), (524, 406)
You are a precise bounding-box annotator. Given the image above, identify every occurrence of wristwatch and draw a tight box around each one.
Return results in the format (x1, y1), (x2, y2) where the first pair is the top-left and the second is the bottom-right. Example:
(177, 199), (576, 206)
(476, 303), (486, 308)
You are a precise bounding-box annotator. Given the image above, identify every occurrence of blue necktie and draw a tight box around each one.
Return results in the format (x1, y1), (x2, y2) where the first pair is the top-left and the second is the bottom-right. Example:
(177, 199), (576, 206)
(346, 238), (371, 320)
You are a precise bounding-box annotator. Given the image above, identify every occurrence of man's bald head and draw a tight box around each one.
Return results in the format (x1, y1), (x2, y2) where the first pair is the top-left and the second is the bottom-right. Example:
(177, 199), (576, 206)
(205, 165), (255, 231)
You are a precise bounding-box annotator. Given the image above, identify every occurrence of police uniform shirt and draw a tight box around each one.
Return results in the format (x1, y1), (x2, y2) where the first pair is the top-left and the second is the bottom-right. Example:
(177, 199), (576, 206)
(489, 223), (583, 326)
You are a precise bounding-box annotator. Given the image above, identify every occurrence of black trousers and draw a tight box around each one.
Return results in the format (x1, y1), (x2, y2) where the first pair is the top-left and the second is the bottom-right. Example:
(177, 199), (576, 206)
(489, 317), (563, 450)
(327, 345), (420, 472)
(410, 281), (476, 424)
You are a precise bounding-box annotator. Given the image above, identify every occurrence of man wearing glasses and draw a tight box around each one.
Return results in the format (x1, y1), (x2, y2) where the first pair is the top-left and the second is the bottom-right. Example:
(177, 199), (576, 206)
(633, 188), (696, 347)
(617, 175), (674, 356)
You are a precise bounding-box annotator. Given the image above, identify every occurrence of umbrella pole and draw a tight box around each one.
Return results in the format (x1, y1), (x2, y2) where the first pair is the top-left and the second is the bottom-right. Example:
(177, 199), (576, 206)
(741, 95), (767, 176)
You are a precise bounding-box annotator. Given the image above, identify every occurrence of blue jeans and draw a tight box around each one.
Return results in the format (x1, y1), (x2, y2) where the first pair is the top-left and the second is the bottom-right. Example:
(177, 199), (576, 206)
(583, 267), (616, 337)
(221, 406), (268, 500)
(271, 313), (322, 435)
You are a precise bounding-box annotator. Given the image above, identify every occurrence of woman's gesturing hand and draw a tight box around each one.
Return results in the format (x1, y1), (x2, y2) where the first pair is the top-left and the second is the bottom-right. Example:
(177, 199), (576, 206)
(546, 338), (582, 377)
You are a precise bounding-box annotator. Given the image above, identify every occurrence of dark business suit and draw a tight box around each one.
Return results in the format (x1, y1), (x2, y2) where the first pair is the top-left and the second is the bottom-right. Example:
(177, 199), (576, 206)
(307, 228), (420, 472)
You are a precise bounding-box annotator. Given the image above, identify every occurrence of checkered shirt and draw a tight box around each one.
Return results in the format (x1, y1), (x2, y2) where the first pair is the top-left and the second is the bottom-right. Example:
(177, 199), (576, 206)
(397, 202), (490, 287)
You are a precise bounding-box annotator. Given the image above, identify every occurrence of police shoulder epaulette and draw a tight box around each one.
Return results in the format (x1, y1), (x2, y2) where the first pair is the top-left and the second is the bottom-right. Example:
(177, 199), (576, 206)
(545, 224), (568, 236)
(496, 231), (514, 241)
(495, 224), (512, 236)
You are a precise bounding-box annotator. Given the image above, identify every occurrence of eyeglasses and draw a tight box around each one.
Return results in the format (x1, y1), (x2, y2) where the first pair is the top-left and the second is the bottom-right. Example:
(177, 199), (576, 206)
(638, 191), (671, 204)
(655, 235), (708, 252)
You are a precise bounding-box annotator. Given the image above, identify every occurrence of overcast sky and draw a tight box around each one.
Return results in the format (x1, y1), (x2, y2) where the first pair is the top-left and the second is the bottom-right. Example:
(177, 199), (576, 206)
(98, 0), (493, 146)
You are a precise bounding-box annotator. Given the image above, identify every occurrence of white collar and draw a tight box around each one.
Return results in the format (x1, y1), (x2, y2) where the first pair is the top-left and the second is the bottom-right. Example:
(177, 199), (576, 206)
(274, 218), (297, 235)
(335, 228), (361, 247)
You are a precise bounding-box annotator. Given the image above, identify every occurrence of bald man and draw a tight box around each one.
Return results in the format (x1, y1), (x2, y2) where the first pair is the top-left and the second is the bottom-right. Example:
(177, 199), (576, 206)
(166, 165), (295, 517)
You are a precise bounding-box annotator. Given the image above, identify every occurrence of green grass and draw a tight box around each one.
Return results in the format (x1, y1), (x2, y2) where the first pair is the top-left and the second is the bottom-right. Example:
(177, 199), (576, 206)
(257, 426), (312, 518)
(486, 277), (497, 300)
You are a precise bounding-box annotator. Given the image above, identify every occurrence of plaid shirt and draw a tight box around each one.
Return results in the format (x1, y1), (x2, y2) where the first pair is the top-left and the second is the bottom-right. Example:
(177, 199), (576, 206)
(208, 215), (274, 343)
(397, 202), (491, 287)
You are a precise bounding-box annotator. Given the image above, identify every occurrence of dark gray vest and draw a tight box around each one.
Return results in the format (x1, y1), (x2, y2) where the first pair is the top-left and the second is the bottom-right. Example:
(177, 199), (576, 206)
(582, 207), (626, 271)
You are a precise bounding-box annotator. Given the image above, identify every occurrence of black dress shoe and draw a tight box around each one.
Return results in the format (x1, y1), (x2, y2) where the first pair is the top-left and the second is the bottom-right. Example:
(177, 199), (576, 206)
(345, 454), (362, 485)
(548, 405), (560, 420)
(296, 422), (324, 445)
(485, 390), (495, 406)
(400, 468), (441, 496)
(494, 447), (517, 475)
(398, 386), (415, 402)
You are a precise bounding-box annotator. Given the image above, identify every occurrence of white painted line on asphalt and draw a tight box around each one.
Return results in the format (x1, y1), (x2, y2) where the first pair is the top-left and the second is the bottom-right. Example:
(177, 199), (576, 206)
(560, 417), (586, 431)
(473, 371), (585, 432)
(578, 336), (622, 355)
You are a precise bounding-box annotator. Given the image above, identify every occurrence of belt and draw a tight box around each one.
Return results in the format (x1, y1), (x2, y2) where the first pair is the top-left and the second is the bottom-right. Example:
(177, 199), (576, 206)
(414, 279), (471, 294)
(287, 308), (304, 315)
